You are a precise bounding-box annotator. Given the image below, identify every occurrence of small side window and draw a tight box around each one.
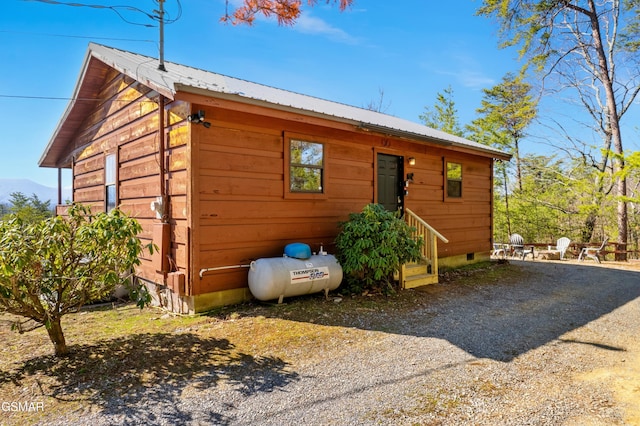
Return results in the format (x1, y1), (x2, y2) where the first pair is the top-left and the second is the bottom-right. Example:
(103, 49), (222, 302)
(289, 139), (324, 193)
(105, 153), (117, 212)
(446, 161), (462, 199)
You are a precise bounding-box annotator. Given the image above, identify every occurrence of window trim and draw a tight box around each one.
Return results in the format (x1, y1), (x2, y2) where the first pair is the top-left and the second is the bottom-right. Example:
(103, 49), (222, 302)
(283, 132), (328, 200)
(105, 152), (118, 212)
(444, 159), (463, 201)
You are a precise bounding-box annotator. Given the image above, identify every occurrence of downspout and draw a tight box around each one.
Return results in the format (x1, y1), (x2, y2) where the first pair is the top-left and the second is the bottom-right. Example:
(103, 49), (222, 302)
(156, 0), (167, 212)
(159, 94), (168, 221)
(152, 95), (172, 282)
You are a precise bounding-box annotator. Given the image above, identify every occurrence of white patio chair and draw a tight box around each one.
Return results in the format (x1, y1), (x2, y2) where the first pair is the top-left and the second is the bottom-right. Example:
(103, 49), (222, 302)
(509, 234), (535, 260)
(578, 237), (608, 263)
(548, 237), (571, 260)
(492, 242), (508, 258)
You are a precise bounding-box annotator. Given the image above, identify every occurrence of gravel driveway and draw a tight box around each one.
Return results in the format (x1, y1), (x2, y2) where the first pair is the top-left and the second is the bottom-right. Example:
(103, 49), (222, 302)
(51, 260), (640, 425)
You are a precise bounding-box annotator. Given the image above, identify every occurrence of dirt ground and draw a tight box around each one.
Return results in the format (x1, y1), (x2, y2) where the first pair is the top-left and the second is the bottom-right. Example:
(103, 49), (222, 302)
(487, 257), (640, 423)
(544, 259), (640, 424)
(1, 258), (639, 425)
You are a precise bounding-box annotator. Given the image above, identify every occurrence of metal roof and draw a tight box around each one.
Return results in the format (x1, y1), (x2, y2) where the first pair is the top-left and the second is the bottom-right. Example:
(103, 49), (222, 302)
(39, 43), (510, 167)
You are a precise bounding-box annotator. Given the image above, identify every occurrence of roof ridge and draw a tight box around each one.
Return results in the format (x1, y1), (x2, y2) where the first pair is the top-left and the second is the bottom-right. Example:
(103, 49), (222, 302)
(89, 42), (396, 120)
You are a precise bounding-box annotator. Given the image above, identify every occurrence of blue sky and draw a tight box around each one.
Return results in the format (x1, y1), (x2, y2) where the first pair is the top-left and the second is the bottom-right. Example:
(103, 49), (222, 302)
(0, 0), (614, 188)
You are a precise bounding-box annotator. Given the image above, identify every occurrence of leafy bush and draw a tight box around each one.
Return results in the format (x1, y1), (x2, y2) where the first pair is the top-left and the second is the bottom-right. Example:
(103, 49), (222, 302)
(335, 204), (423, 294)
(0, 204), (151, 356)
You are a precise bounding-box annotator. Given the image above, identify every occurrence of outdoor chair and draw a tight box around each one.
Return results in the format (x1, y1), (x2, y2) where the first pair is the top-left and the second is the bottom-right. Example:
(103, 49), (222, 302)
(578, 237), (608, 263)
(509, 233), (535, 260)
(492, 242), (508, 259)
(548, 237), (571, 260)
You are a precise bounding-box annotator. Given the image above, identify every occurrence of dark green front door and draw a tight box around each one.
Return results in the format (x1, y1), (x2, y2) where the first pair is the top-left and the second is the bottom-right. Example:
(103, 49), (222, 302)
(377, 153), (403, 212)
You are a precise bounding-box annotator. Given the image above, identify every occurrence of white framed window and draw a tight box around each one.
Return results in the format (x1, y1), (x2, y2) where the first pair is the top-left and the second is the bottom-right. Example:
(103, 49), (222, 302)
(105, 153), (117, 212)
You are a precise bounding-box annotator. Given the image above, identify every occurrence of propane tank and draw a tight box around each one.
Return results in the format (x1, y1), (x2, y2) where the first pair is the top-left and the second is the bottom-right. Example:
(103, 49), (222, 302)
(248, 254), (342, 303)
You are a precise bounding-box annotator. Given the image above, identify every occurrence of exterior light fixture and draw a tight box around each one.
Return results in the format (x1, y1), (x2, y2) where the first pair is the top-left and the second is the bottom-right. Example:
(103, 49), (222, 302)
(188, 110), (211, 128)
(408, 157), (416, 166)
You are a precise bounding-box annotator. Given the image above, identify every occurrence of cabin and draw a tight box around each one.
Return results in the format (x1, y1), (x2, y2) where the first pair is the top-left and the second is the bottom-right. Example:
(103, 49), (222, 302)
(39, 43), (511, 314)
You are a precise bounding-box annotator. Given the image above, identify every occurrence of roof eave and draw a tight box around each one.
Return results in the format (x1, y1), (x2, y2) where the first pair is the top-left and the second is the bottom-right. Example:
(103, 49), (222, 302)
(39, 44), (178, 169)
(176, 85), (512, 161)
(38, 47), (95, 168)
(40, 43), (511, 169)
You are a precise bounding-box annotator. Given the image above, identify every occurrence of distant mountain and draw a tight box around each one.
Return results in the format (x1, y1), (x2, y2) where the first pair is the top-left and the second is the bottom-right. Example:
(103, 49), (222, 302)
(0, 179), (72, 206)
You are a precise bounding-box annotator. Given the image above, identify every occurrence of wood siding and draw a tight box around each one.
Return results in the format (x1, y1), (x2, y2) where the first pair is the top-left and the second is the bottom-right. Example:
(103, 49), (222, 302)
(67, 72), (496, 299)
(185, 97), (495, 296)
(70, 70), (190, 286)
(407, 153), (493, 257)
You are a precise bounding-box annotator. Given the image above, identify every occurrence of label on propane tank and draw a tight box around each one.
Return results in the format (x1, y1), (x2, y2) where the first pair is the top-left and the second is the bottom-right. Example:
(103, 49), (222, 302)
(290, 266), (330, 283)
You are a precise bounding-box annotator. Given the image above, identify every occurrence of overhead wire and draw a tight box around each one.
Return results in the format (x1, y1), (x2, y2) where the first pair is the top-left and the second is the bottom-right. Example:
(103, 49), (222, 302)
(0, 94), (162, 104)
(20, 0), (183, 27)
(0, 29), (154, 43)
(4, 1), (184, 104)
(21, 0), (156, 27)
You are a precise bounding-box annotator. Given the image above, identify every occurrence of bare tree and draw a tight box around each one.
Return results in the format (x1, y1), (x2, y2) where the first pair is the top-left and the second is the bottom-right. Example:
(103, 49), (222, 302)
(364, 88), (392, 113)
(479, 0), (640, 254)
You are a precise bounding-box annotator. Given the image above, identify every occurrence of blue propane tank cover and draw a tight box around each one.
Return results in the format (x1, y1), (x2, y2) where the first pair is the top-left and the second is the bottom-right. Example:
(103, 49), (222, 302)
(284, 243), (312, 259)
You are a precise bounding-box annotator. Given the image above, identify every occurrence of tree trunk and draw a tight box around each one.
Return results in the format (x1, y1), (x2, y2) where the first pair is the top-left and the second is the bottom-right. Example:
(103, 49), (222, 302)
(581, 211), (597, 243)
(46, 316), (68, 357)
(615, 176), (628, 260)
(503, 166), (512, 236)
(587, 0), (628, 260)
(514, 138), (522, 192)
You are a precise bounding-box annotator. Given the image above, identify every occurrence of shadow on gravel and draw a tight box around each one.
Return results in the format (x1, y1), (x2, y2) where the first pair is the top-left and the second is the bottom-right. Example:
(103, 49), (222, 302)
(408, 262), (640, 361)
(243, 261), (640, 362)
(1, 333), (299, 425)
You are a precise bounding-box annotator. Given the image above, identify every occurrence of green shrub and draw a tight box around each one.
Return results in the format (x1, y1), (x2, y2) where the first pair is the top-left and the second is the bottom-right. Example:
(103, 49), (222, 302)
(0, 204), (152, 356)
(335, 204), (423, 294)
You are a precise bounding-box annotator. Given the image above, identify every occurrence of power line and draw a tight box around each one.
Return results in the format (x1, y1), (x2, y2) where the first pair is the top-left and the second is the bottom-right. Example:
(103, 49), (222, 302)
(0, 94), (97, 101)
(21, 0), (183, 27)
(22, 0), (156, 27)
(0, 30), (154, 43)
(0, 94), (159, 103)
(16, 0), (183, 70)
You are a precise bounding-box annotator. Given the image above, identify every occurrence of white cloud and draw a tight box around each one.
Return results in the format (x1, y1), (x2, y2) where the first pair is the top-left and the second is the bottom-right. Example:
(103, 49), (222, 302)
(454, 70), (496, 89)
(294, 14), (359, 44)
(422, 50), (497, 90)
(451, 52), (497, 88)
